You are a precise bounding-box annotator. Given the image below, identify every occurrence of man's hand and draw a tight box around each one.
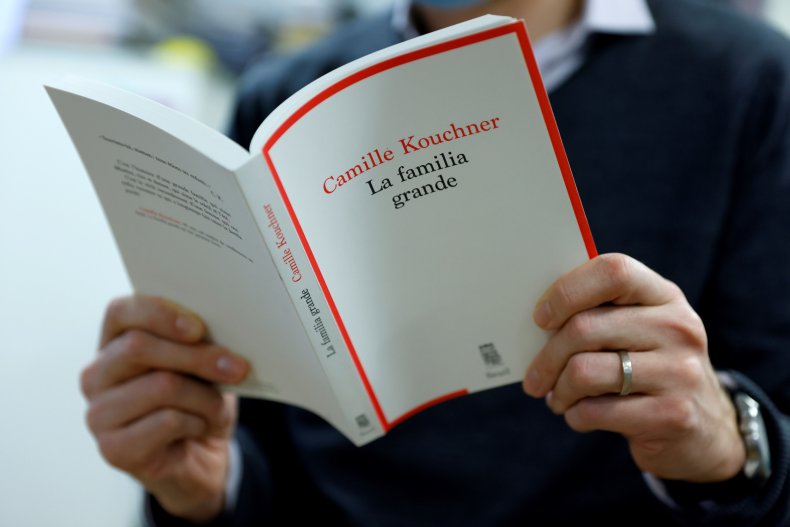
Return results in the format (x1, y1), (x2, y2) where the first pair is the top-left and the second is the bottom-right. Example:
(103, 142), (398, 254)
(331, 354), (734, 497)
(524, 253), (746, 483)
(80, 295), (250, 522)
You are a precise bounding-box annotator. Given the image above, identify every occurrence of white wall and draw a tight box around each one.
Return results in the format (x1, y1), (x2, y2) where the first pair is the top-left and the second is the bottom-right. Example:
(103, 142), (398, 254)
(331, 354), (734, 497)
(0, 42), (233, 527)
(0, 4), (375, 525)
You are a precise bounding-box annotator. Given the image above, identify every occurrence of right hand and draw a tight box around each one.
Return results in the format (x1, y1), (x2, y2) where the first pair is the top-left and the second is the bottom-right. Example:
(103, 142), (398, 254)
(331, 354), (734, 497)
(80, 295), (250, 523)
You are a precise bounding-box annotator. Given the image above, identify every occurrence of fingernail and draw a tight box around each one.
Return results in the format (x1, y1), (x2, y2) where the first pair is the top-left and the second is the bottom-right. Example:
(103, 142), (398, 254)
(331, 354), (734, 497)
(216, 355), (247, 380)
(533, 301), (552, 328)
(175, 315), (201, 339)
(524, 367), (542, 396)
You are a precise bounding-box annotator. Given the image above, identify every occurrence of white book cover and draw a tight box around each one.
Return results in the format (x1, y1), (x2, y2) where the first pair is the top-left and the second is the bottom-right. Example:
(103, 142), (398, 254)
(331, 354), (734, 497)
(47, 15), (596, 445)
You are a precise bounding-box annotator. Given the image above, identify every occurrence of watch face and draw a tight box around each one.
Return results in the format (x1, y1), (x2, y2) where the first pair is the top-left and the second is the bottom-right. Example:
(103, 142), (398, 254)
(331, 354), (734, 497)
(734, 393), (772, 482)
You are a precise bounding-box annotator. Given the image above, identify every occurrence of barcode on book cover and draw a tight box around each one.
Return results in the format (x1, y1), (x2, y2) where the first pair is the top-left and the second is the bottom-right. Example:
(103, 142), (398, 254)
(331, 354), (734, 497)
(479, 343), (503, 367)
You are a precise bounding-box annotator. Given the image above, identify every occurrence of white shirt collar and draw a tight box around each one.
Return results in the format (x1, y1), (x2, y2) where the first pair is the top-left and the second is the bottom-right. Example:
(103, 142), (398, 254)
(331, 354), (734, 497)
(391, 0), (655, 92)
(392, 0), (420, 39)
(583, 0), (655, 34)
(392, 0), (655, 40)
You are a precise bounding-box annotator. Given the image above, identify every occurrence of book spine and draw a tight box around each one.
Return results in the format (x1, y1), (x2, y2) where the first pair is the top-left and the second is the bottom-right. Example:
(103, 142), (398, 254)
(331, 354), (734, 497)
(236, 156), (382, 445)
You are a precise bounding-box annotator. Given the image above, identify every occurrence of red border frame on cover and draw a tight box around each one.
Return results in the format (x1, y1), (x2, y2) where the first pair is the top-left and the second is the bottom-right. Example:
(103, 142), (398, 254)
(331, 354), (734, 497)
(261, 20), (597, 433)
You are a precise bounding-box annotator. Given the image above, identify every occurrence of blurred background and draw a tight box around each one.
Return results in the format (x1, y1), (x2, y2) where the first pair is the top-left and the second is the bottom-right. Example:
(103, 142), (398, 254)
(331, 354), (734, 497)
(0, 1), (788, 526)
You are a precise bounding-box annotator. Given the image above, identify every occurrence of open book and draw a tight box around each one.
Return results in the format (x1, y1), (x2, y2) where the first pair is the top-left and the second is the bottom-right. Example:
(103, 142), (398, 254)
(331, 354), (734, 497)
(48, 15), (596, 446)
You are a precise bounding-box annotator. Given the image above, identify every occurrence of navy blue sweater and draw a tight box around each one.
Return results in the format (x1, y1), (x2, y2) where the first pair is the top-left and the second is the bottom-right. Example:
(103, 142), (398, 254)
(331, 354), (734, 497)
(152, 1), (790, 525)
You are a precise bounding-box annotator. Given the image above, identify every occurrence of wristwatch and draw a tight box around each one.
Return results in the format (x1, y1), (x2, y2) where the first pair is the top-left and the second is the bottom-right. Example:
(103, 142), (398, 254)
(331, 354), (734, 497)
(733, 392), (772, 484)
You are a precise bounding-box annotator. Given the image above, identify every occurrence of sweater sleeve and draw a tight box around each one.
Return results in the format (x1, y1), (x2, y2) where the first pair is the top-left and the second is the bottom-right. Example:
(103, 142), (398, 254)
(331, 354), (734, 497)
(652, 372), (790, 527)
(665, 28), (790, 525)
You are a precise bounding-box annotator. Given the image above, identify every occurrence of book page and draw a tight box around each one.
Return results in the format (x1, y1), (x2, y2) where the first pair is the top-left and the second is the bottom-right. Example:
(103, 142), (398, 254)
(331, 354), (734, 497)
(259, 23), (593, 429)
(47, 79), (349, 431)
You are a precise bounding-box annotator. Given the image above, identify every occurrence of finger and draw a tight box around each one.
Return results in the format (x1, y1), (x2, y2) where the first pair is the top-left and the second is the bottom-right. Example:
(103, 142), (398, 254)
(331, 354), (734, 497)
(563, 393), (742, 481)
(87, 371), (231, 435)
(82, 331), (248, 397)
(100, 295), (206, 347)
(525, 305), (670, 397)
(97, 409), (207, 474)
(532, 253), (680, 331)
(546, 351), (669, 414)
(562, 393), (694, 439)
(546, 349), (712, 413)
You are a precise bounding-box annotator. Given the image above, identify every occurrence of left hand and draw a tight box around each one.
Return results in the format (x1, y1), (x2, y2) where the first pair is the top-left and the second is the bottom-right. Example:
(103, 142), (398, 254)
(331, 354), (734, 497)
(523, 253), (746, 482)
